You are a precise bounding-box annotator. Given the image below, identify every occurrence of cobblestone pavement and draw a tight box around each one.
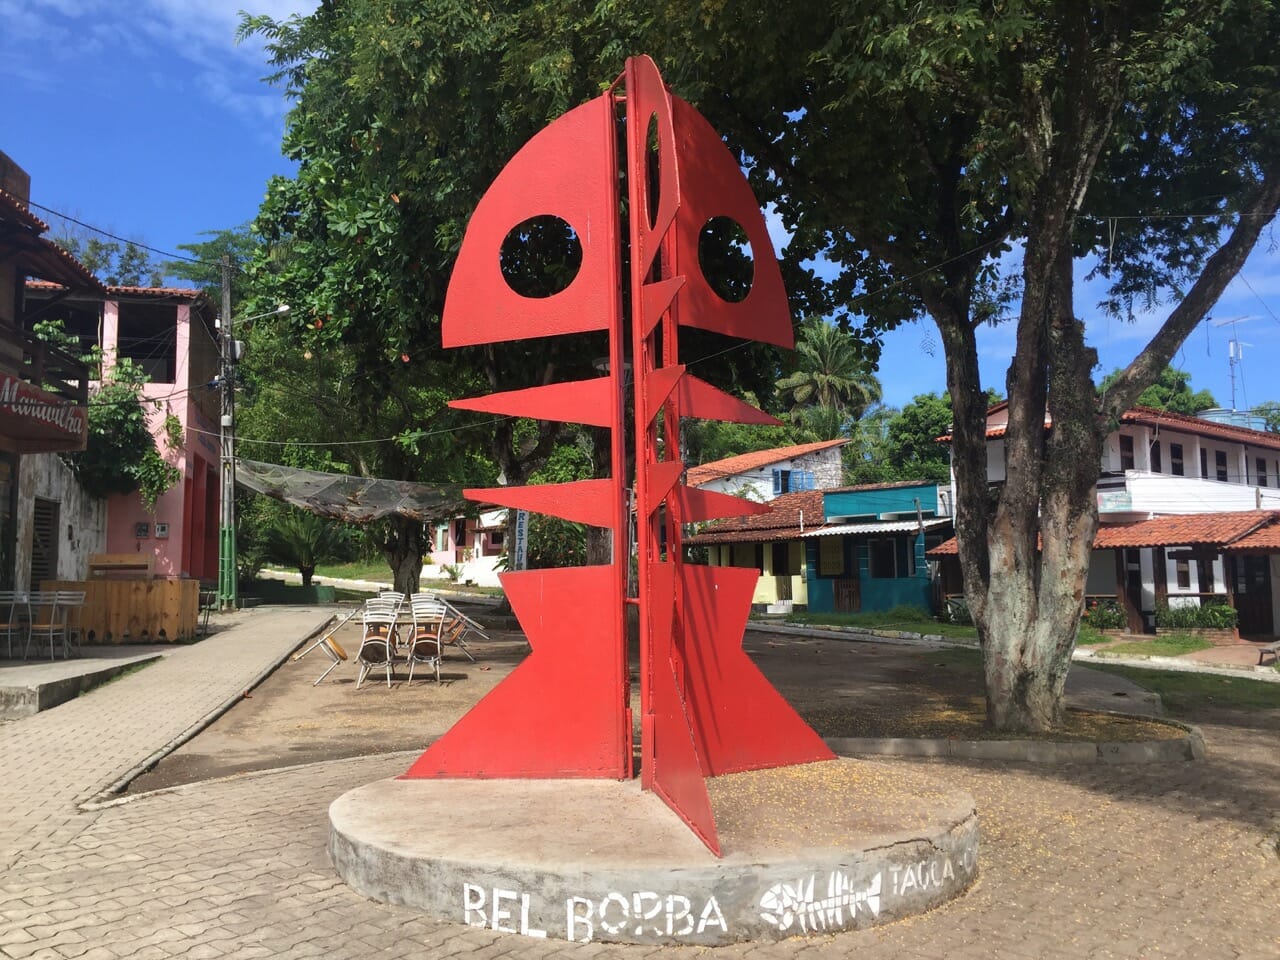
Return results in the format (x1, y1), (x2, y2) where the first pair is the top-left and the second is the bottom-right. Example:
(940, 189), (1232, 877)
(1, 611), (1278, 959)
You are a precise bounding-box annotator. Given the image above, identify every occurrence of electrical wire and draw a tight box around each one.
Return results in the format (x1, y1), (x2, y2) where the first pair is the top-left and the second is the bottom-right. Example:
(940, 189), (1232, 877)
(25, 201), (223, 269)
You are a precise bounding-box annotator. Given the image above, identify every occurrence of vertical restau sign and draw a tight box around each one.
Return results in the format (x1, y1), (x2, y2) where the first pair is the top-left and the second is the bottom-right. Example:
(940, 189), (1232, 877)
(513, 509), (529, 571)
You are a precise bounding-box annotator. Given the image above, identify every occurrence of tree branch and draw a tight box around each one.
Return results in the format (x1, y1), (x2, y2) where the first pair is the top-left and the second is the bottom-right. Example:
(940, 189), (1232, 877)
(1101, 159), (1280, 420)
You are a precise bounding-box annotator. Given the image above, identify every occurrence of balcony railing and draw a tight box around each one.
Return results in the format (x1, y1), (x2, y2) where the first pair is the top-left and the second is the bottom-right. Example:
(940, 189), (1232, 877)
(0, 324), (89, 406)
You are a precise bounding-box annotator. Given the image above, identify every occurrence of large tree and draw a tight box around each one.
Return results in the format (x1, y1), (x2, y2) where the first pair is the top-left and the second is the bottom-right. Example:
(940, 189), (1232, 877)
(649, 1), (1280, 730)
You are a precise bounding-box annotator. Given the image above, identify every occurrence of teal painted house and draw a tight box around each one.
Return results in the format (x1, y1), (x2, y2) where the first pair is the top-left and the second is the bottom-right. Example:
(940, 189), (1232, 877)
(689, 481), (952, 615)
(802, 481), (951, 614)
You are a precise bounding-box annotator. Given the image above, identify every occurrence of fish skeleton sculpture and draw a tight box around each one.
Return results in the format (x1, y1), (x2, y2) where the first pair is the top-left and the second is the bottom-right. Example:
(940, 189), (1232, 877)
(403, 55), (834, 856)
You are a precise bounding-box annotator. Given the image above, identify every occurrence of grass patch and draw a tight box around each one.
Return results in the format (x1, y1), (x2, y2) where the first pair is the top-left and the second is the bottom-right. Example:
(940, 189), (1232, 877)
(1076, 624), (1116, 646)
(1094, 633), (1212, 659)
(1087, 663), (1280, 714)
(782, 606), (979, 642)
(308, 560), (397, 582)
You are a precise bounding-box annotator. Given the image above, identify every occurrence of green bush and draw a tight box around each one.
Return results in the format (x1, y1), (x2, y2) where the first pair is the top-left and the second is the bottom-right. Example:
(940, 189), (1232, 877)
(1154, 600), (1237, 630)
(1081, 599), (1127, 630)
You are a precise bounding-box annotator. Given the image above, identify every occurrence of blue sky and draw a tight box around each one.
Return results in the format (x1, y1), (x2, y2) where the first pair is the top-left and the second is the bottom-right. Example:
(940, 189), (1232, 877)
(3, 0), (1278, 413)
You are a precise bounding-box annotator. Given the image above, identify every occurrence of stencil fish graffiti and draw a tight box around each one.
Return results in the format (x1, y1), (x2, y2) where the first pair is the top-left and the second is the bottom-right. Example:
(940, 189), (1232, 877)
(403, 55), (835, 855)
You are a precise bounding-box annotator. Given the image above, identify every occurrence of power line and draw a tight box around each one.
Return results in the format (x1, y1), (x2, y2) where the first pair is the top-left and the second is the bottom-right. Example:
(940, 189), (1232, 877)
(25, 200), (229, 269)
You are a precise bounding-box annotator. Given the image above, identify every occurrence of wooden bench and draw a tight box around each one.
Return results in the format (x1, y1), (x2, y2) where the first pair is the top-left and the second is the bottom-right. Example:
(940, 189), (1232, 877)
(87, 553), (154, 579)
(1259, 640), (1280, 666)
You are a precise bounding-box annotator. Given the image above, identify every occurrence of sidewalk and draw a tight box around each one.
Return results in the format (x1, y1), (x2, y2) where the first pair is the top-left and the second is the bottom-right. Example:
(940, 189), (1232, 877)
(0, 606), (330, 872)
(0, 608), (1276, 959)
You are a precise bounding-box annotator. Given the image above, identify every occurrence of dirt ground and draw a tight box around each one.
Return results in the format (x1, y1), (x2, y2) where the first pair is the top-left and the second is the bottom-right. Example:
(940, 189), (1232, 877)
(129, 611), (1203, 793)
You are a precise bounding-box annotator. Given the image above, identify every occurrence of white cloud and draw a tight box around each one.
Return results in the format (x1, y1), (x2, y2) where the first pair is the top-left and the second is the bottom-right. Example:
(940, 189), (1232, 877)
(1, 1), (315, 131)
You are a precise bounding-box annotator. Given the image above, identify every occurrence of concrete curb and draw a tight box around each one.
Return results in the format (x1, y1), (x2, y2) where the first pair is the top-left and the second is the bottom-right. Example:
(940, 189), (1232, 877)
(329, 761), (980, 945)
(81, 613), (335, 810)
(827, 717), (1205, 764)
(0, 655), (162, 719)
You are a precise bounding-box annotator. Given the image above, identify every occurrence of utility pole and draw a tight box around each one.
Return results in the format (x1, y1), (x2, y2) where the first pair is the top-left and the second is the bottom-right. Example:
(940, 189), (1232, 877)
(218, 254), (237, 610)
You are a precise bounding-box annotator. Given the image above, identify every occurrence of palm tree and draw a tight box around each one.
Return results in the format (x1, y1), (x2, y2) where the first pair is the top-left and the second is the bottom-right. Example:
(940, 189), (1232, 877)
(776, 320), (882, 433)
(264, 510), (351, 586)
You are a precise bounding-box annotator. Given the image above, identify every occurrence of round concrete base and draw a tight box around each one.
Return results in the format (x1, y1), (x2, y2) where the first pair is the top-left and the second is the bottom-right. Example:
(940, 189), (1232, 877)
(329, 759), (979, 945)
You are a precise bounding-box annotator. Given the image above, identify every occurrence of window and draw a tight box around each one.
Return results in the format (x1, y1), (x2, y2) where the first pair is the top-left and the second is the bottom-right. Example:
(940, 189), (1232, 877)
(1215, 450), (1228, 482)
(818, 537), (844, 576)
(30, 498), (59, 585)
(1175, 559), (1191, 590)
(1119, 435), (1135, 470)
(771, 542), (793, 577)
(1199, 448), (1207, 478)
(488, 530), (504, 548)
(1170, 443), (1184, 476)
(772, 468), (815, 494)
(1151, 441), (1161, 473)
(117, 302), (177, 383)
(435, 525), (449, 552)
(868, 539), (898, 578)
(1258, 458), (1268, 487)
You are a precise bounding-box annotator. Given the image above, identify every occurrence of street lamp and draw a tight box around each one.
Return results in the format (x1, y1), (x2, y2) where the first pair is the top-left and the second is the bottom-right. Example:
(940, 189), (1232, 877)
(217, 295), (290, 609)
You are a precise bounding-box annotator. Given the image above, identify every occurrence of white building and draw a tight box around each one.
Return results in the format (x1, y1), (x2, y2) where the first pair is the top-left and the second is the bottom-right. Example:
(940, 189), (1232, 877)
(686, 439), (848, 501)
(935, 402), (1280, 636)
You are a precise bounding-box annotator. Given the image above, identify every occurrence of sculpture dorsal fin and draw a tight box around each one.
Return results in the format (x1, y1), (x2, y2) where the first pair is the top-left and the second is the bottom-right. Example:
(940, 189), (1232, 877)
(443, 95), (615, 347)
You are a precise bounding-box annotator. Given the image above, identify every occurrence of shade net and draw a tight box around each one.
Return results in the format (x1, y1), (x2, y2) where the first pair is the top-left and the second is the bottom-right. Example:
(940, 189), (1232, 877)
(235, 459), (467, 523)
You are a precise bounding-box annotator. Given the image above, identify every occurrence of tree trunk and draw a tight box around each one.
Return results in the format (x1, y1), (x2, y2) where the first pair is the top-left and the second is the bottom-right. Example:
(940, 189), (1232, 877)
(383, 514), (424, 594)
(300, 566), (315, 587)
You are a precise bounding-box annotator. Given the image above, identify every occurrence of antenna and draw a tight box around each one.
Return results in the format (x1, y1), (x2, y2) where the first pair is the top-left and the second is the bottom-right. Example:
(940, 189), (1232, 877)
(1210, 315), (1258, 411)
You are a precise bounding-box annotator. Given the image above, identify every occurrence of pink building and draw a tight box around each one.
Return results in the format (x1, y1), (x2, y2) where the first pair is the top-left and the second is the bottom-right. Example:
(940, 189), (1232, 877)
(25, 283), (222, 580)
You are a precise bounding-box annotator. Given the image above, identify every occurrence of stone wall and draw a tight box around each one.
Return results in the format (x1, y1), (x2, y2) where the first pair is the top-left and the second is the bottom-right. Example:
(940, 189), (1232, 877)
(15, 453), (106, 590)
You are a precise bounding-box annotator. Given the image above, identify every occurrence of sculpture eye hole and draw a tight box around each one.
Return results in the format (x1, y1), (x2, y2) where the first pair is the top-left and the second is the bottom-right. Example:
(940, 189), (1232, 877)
(645, 112), (661, 231)
(698, 216), (754, 304)
(499, 215), (582, 299)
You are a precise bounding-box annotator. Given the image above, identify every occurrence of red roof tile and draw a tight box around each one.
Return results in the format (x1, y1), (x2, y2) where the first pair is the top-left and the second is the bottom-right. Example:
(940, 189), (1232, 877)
(6, 235), (105, 294)
(686, 439), (847, 487)
(1094, 511), (1277, 549)
(686, 489), (825, 544)
(0, 187), (50, 233)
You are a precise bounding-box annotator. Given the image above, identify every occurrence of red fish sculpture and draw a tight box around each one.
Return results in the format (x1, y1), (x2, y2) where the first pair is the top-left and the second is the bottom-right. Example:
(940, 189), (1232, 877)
(404, 56), (834, 856)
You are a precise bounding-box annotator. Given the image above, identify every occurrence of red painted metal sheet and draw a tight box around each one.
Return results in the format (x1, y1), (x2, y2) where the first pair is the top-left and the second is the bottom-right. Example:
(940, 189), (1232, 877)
(640, 276), (685, 338)
(644, 460), (684, 513)
(678, 564), (836, 775)
(642, 364), (685, 425)
(627, 56), (680, 279)
(678, 375), (785, 426)
(647, 561), (720, 855)
(450, 377), (615, 428)
(463, 479), (617, 529)
(669, 95), (793, 349)
(442, 96), (615, 347)
(403, 566), (628, 778)
(672, 484), (774, 523)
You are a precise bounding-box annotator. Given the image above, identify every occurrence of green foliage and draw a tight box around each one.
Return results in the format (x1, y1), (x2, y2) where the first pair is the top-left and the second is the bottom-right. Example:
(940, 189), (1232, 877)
(776, 319), (882, 432)
(162, 225), (259, 303)
(263, 509), (354, 586)
(525, 515), (587, 569)
(52, 233), (162, 287)
(1090, 664), (1280, 714)
(1154, 601), (1238, 630)
(1081, 599), (1127, 630)
(63, 359), (179, 511)
(1098, 367), (1217, 415)
(162, 413), (184, 451)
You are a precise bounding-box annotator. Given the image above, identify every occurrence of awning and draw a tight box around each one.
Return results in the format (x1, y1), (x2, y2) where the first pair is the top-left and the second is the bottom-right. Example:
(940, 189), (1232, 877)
(235, 458), (467, 523)
(801, 517), (952, 538)
(0, 372), (88, 453)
